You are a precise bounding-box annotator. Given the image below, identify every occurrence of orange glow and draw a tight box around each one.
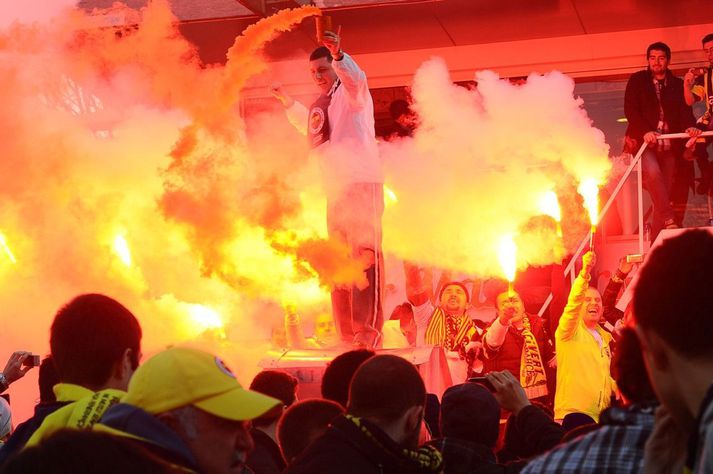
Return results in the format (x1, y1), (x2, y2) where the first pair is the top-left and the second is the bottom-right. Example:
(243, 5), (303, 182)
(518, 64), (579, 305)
(0, 233), (17, 264)
(497, 235), (517, 282)
(578, 179), (599, 228)
(113, 234), (132, 267)
(188, 303), (223, 330)
(384, 185), (398, 206)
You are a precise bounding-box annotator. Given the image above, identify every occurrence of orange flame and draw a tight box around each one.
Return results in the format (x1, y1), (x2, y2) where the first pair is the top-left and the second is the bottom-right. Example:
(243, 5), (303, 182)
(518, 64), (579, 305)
(384, 185), (398, 207)
(0, 232), (17, 264)
(497, 235), (517, 282)
(113, 234), (132, 267)
(578, 179), (599, 228)
(539, 191), (561, 222)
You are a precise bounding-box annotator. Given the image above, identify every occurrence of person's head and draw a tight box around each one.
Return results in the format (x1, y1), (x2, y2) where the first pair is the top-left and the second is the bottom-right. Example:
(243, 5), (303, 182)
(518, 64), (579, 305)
(611, 327), (657, 405)
(495, 291), (525, 325)
(0, 429), (179, 474)
(702, 33), (713, 65)
(646, 42), (671, 76)
(249, 370), (298, 428)
(314, 313), (337, 343)
(50, 294), (142, 391)
(38, 356), (60, 404)
(561, 412), (596, 433)
(321, 349), (375, 408)
(578, 286), (602, 328)
(277, 399), (344, 462)
(122, 347), (280, 474)
(389, 99), (416, 129)
(389, 302), (417, 346)
(309, 46), (338, 94)
(440, 383), (499, 448)
(633, 230), (713, 427)
(439, 282), (469, 316)
(347, 355), (426, 449)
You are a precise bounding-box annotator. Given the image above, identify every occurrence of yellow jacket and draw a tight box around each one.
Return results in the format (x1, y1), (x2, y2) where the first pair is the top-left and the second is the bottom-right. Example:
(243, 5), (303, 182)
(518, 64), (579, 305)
(554, 271), (614, 422)
(26, 383), (125, 447)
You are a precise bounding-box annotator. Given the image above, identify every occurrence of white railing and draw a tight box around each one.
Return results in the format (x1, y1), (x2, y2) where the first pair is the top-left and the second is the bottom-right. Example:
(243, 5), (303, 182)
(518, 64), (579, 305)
(537, 131), (713, 317)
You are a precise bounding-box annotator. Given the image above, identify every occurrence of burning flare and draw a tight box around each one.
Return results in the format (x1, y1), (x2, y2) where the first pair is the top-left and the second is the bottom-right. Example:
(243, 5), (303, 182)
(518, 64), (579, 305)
(187, 304), (225, 333)
(497, 235), (517, 296)
(113, 234), (132, 267)
(0, 233), (17, 264)
(578, 179), (600, 228)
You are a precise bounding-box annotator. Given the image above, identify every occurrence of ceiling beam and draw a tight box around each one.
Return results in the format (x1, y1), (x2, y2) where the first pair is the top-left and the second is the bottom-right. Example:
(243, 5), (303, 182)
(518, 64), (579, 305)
(236, 0), (312, 17)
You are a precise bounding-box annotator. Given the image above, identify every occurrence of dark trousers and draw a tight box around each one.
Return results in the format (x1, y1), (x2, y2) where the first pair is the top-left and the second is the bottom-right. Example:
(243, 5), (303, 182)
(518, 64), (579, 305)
(327, 183), (384, 346)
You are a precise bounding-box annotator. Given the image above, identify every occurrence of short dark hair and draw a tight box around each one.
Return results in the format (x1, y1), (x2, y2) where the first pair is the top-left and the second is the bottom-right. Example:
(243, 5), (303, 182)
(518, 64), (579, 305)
(277, 399), (344, 462)
(348, 355), (426, 422)
(633, 230), (713, 358)
(50, 294), (141, 389)
(611, 327), (656, 404)
(0, 429), (176, 474)
(249, 370), (298, 427)
(702, 34), (713, 46)
(440, 383), (499, 447)
(647, 41), (671, 60)
(309, 46), (332, 62)
(321, 349), (375, 408)
(389, 99), (411, 120)
(39, 356), (60, 404)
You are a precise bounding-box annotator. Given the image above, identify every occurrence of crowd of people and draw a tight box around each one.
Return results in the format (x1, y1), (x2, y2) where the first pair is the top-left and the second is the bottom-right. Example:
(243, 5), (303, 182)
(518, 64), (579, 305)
(1, 28), (713, 474)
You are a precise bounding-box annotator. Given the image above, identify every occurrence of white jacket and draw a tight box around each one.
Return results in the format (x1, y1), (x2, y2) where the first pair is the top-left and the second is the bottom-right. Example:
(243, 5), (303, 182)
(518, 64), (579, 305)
(286, 53), (383, 198)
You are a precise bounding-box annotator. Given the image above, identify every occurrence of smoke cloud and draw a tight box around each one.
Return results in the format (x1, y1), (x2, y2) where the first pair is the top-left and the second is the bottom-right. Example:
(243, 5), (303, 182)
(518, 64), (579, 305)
(381, 58), (610, 277)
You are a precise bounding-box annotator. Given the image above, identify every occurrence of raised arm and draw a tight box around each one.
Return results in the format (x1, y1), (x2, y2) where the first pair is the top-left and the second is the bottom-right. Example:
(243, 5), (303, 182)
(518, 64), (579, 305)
(270, 82), (308, 136)
(321, 30), (369, 107)
(556, 251), (596, 341)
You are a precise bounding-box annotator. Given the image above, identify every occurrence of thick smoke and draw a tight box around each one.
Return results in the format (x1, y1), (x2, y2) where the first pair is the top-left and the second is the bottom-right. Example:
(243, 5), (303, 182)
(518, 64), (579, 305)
(381, 58), (610, 277)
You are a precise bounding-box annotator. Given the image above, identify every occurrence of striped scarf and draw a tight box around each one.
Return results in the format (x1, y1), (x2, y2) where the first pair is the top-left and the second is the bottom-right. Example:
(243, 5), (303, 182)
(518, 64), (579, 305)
(346, 415), (443, 472)
(519, 316), (548, 399)
(424, 307), (477, 355)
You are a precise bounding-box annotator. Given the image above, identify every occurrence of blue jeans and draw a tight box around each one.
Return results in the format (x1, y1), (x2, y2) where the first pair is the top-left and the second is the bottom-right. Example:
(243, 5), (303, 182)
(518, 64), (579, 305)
(641, 147), (675, 230)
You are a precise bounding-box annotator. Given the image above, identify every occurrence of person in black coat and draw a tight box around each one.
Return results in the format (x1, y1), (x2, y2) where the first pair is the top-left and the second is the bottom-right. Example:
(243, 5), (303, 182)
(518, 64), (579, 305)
(624, 41), (700, 233)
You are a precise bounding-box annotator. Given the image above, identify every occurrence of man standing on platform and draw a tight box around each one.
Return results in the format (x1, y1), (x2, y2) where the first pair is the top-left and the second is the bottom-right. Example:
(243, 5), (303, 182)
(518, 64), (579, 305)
(624, 41), (699, 233)
(271, 29), (383, 348)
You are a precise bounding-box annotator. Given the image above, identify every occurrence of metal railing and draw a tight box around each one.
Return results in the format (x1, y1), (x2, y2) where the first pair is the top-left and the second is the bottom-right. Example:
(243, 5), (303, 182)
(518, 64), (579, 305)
(537, 131), (713, 317)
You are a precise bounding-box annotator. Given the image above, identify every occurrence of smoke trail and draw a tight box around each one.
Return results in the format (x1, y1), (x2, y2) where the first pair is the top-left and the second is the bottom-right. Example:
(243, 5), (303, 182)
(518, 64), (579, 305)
(381, 58), (610, 277)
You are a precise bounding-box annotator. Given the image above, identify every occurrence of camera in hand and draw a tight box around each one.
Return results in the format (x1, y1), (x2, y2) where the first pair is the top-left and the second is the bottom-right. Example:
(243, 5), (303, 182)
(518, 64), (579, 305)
(467, 376), (495, 392)
(22, 355), (40, 368)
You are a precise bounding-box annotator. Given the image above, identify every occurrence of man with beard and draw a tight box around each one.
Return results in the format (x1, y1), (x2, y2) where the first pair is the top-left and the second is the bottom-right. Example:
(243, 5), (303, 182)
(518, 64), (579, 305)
(405, 264), (481, 383)
(286, 355), (443, 474)
(554, 251), (615, 422)
(482, 290), (554, 404)
(624, 41), (699, 232)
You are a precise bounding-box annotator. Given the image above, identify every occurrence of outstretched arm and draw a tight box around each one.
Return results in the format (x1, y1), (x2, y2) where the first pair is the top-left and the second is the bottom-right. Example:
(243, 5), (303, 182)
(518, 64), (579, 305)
(556, 251), (595, 341)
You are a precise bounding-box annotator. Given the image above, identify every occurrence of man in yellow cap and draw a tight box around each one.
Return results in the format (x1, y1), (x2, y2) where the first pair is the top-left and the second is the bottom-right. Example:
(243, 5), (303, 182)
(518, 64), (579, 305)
(97, 347), (281, 474)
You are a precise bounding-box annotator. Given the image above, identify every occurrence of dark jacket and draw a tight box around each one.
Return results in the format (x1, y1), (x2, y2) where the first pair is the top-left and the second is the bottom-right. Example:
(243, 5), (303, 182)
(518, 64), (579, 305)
(601, 271), (626, 327)
(97, 403), (198, 472)
(482, 314), (553, 379)
(624, 69), (695, 145)
(286, 415), (441, 474)
(246, 428), (285, 474)
(428, 437), (518, 474)
(498, 405), (564, 463)
(0, 401), (69, 464)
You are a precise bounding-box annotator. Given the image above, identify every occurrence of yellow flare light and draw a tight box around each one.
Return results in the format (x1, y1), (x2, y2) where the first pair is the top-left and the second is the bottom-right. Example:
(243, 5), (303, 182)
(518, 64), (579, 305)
(539, 191), (561, 222)
(188, 304), (224, 331)
(578, 179), (600, 228)
(0, 233), (17, 264)
(384, 185), (398, 206)
(497, 235), (517, 283)
(113, 235), (132, 267)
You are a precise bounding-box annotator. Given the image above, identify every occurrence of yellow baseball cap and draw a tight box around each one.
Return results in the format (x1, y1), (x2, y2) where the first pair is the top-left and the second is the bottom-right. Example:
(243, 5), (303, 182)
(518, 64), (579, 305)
(123, 347), (280, 421)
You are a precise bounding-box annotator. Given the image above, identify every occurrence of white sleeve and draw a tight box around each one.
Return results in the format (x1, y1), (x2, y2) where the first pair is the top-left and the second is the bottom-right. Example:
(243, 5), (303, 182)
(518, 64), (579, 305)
(285, 101), (309, 136)
(413, 302), (434, 347)
(332, 53), (368, 107)
(484, 318), (509, 350)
